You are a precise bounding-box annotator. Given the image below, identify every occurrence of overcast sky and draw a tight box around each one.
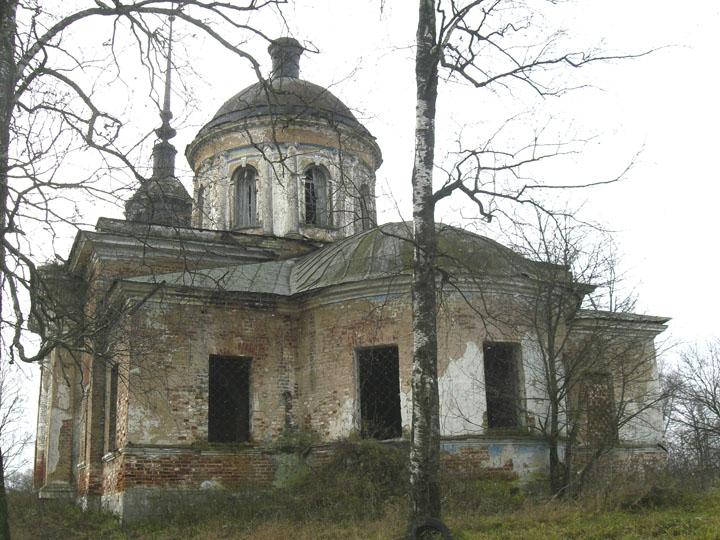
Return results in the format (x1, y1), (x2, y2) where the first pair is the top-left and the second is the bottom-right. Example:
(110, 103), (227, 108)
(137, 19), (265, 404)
(170, 0), (719, 345)
(16, 0), (720, 469)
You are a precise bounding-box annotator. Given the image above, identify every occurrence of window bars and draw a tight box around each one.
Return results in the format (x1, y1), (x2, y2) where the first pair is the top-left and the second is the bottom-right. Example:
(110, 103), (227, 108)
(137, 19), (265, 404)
(208, 356), (251, 443)
(357, 346), (402, 440)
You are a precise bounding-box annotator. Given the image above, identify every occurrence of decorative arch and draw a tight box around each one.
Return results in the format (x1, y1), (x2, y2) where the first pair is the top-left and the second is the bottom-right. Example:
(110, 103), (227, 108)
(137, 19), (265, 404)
(304, 165), (330, 227)
(233, 165), (257, 228)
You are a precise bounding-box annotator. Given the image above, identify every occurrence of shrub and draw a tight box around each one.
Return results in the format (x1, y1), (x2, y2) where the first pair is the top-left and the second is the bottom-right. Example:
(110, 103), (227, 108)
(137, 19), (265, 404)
(282, 439), (409, 522)
(442, 473), (525, 516)
(577, 464), (709, 511)
(8, 491), (123, 540)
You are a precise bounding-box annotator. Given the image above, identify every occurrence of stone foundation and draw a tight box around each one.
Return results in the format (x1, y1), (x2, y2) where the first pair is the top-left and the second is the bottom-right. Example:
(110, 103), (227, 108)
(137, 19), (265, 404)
(441, 437), (549, 478)
(96, 437), (552, 523)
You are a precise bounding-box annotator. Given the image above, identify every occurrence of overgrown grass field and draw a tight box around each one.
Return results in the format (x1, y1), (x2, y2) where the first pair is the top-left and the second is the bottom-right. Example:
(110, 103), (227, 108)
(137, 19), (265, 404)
(12, 442), (720, 539)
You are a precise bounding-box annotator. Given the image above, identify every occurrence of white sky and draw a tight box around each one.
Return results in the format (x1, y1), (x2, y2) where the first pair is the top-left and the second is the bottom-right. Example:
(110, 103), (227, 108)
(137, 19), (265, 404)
(16, 0), (720, 468)
(183, 0), (717, 346)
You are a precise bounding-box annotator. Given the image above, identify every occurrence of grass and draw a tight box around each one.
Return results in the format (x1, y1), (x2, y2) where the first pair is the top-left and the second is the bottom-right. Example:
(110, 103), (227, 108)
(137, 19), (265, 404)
(10, 488), (720, 539)
(8, 492), (124, 540)
(9, 486), (720, 539)
(451, 490), (720, 539)
(10, 443), (720, 539)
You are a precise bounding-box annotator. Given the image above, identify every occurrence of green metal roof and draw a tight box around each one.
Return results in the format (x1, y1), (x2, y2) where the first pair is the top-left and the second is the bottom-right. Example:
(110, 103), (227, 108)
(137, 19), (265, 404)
(127, 222), (556, 296)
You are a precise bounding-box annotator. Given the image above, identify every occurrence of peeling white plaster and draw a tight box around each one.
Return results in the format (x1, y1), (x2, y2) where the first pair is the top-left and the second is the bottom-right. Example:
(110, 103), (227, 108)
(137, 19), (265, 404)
(619, 399), (664, 445)
(327, 396), (355, 439)
(400, 387), (412, 432)
(439, 341), (486, 436)
(520, 333), (555, 430)
(127, 403), (164, 444)
(47, 379), (73, 475)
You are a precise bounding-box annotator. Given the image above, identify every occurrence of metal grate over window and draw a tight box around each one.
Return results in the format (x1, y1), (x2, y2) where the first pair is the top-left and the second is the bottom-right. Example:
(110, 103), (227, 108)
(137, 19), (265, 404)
(583, 373), (618, 447)
(208, 356), (251, 443)
(483, 342), (521, 429)
(357, 345), (402, 440)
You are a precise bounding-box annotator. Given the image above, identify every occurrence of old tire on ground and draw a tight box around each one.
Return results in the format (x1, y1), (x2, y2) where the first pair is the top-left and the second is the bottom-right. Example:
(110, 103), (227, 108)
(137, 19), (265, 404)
(407, 517), (452, 539)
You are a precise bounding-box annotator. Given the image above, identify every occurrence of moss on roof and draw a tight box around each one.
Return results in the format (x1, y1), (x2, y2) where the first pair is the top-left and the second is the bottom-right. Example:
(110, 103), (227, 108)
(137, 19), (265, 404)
(127, 222), (564, 297)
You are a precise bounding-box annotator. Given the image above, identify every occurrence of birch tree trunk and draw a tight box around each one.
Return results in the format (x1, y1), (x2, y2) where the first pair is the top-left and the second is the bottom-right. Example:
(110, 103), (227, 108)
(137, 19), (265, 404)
(0, 1), (17, 537)
(409, 0), (441, 523)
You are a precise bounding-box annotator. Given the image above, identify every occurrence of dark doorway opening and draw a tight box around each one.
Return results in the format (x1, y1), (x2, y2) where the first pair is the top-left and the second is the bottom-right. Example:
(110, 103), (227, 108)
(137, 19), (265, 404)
(208, 355), (251, 442)
(357, 346), (402, 440)
(483, 342), (521, 429)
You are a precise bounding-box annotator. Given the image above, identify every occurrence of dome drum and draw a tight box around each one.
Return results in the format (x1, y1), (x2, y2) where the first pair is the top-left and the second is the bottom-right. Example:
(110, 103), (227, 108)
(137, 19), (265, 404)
(186, 38), (382, 243)
(192, 141), (376, 241)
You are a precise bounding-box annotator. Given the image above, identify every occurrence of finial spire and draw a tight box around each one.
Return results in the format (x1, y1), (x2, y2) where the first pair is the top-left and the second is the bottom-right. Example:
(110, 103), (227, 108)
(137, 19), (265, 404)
(156, 13), (176, 143)
(124, 7), (193, 228)
(150, 12), (177, 181)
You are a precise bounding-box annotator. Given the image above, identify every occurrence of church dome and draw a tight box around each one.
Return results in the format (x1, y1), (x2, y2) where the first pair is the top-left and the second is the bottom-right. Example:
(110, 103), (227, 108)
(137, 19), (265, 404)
(185, 37), (382, 240)
(190, 37), (375, 148)
(200, 77), (368, 136)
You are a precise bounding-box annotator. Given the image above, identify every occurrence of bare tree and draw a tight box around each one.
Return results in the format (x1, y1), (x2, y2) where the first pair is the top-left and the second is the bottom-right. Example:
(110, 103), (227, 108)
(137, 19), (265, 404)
(407, 0), (647, 526)
(0, 360), (30, 539)
(0, 0), (654, 534)
(430, 210), (665, 498)
(0, 362), (31, 489)
(499, 213), (604, 494)
(665, 341), (720, 474)
(0, 1), (289, 536)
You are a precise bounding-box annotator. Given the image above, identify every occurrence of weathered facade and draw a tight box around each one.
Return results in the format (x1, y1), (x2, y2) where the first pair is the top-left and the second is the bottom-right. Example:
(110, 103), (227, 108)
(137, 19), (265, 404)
(33, 38), (668, 522)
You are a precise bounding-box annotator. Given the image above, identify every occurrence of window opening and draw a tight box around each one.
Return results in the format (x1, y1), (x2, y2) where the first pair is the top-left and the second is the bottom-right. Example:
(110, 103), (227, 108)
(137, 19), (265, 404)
(483, 342), (521, 429)
(106, 362), (119, 452)
(359, 183), (372, 231)
(304, 166), (329, 226)
(357, 346), (402, 439)
(208, 356), (251, 442)
(234, 166), (257, 228)
(196, 185), (205, 228)
(583, 373), (618, 447)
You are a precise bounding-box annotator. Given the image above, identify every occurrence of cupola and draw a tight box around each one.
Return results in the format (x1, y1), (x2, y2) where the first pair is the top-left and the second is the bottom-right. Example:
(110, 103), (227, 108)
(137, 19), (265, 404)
(185, 37), (382, 242)
(125, 15), (193, 228)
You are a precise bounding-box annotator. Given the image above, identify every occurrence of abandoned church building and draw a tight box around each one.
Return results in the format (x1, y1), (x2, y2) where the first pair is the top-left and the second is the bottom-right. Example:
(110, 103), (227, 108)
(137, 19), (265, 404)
(33, 37), (669, 521)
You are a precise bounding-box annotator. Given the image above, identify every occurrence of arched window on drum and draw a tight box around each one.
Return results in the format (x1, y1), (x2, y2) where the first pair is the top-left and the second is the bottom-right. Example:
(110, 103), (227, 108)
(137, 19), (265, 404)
(233, 166), (257, 228)
(196, 184), (205, 228)
(304, 166), (330, 227)
(359, 183), (372, 231)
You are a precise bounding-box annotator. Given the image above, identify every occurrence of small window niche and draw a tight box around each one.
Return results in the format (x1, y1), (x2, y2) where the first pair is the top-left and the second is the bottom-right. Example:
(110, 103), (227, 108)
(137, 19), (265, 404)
(483, 342), (522, 430)
(208, 355), (251, 443)
(233, 166), (257, 228)
(356, 345), (402, 440)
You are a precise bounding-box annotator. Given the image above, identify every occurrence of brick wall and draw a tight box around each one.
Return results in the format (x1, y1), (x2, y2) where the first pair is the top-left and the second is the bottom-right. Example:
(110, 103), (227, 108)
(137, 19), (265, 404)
(117, 286), (548, 448)
(123, 296), (297, 445)
(104, 447), (275, 491)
